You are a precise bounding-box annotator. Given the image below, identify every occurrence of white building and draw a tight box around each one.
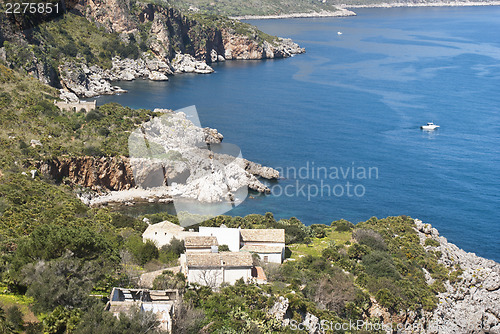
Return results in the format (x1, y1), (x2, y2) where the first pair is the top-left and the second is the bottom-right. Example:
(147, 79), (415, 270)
(240, 244), (284, 264)
(180, 252), (253, 287)
(199, 225), (241, 252)
(142, 220), (197, 248)
(240, 229), (285, 263)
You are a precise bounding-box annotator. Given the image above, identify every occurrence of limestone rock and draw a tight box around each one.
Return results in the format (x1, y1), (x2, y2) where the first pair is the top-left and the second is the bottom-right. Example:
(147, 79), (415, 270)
(302, 313), (319, 334)
(59, 55), (172, 97)
(59, 89), (79, 103)
(203, 127), (224, 144)
(171, 54), (214, 74)
(269, 296), (289, 322)
(30, 139), (42, 147)
(404, 219), (500, 333)
(148, 71), (169, 81)
(37, 156), (135, 192)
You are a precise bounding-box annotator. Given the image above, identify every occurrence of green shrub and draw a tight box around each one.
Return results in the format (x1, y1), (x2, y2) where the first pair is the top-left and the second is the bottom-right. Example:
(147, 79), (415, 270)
(353, 229), (387, 251)
(331, 219), (354, 232)
(361, 251), (400, 280)
(218, 244), (230, 252)
(376, 288), (398, 311)
(347, 243), (370, 260)
(424, 238), (440, 247)
(152, 271), (186, 290)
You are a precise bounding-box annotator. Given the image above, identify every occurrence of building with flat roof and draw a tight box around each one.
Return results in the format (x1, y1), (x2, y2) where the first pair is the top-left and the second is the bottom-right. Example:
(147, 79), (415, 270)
(105, 288), (179, 332)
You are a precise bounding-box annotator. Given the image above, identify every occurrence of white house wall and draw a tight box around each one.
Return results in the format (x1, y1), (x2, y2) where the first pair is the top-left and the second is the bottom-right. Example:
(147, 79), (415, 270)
(223, 267), (252, 285)
(189, 268), (224, 287)
(143, 231), (197, 248)
(255, 252), (282, 264)
(199, 227), (240, 252)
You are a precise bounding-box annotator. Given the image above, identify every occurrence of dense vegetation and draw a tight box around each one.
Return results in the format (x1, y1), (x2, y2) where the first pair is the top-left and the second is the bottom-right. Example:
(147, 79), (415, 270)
(0, 0), (286, 89)
(167, 0), (494, 16)
(168, 0), (342, 16)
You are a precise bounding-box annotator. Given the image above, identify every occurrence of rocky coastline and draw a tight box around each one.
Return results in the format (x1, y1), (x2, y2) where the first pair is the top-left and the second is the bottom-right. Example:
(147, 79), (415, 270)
(409, 219), (500, 333)
(229, 8), (356, 20)
(269, 219), (500, 334)
(58, 39), (304, 98)
(36, 111), (280, 206)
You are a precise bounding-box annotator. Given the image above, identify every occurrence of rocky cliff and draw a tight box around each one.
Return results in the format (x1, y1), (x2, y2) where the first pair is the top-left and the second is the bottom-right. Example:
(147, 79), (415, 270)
(36, 156), (135, 192)
(409, 219), (500, 333)
(0, 0), (304, 98)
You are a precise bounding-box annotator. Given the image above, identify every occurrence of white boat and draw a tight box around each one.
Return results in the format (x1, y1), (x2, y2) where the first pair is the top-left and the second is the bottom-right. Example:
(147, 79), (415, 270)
(337, 31), (343, 35)
(421, 122), (440, 130)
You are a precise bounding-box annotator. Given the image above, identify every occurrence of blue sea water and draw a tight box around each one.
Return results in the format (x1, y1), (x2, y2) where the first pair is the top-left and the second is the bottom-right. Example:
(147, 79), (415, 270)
(95, 7), (500, 262)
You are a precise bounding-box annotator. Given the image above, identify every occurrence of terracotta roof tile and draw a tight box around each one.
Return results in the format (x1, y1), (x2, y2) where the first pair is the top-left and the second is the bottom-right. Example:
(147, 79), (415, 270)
(185, 236), (218, 247)
(186, 252), (252, 267)
(220, 252), (253, 267)
(240, 229), (285, 243)
(144, 221), (184, 234)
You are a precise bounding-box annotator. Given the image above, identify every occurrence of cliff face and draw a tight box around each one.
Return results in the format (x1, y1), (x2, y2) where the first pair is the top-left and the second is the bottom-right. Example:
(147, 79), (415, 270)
(409, 220), (500, 333)
(1, 0), (304, 97)
(81, 0), (304, 63)
(37, 156), (136, 192)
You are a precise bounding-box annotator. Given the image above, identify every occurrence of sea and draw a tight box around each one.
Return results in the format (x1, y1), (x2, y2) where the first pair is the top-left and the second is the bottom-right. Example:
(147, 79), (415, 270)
(94, 7), (500, 262)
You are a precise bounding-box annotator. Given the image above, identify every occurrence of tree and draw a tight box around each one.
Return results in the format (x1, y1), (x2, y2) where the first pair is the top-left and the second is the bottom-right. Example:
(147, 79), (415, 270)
(43, 306), (81, 334)
(138, 240), (159, 266)
(306, 270), (361, 315)
(22, 255), (105, 313)
(171, 300), (205, 334)
(196, 269), (222, 289)
(218, 244), (230, 252)
(75, 303), (165, 334)
(0, 307), (15, 334)
(160, 238), (185, 257)
(331, 219), (355, 232)
(152, 271), (186, 290)
(5, 306), (24, 332)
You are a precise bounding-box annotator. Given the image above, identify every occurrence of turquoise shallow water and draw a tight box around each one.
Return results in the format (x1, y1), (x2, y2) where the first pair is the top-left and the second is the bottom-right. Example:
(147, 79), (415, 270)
(95, 7), (500, 262)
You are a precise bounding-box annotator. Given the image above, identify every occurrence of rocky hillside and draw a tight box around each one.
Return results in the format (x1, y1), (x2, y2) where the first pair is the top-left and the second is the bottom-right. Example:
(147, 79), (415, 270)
(411, 219), (500, 333)
(0, 0), (304, 97)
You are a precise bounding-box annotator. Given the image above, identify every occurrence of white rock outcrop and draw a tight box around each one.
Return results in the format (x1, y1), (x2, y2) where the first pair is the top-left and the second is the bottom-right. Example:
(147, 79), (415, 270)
(86, 110), (278, 206)
(171, 53), (214, 74)
(60, 55), (172, 97)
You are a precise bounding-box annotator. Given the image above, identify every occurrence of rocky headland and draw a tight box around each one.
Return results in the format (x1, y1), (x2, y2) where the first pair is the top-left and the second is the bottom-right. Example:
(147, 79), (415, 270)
(410, 219), (500, 333)
(343, 1), (500, 8)
(268, 219), (500, 334)
(36, 109), (279, 206)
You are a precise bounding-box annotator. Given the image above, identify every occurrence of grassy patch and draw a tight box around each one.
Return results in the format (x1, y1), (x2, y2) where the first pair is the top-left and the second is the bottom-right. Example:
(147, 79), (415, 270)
(288, 228), (352, 259)
(0, 291), (38, 323)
